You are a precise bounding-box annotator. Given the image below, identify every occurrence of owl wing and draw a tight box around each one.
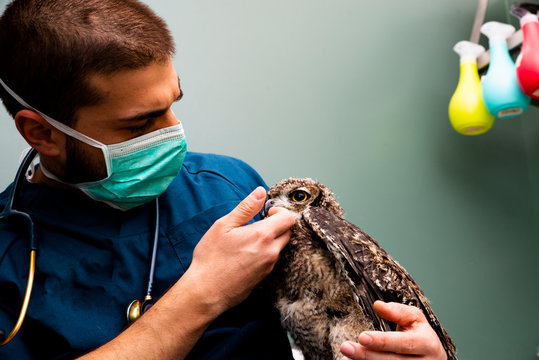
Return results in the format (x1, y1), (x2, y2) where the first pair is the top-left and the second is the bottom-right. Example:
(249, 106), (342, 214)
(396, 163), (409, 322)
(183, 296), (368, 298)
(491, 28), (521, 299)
(303, 206), (457, 359)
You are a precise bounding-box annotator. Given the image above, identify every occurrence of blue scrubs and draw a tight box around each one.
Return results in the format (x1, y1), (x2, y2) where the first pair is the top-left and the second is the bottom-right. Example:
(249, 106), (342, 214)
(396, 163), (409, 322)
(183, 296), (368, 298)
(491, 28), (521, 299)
(0, 152), (294, 359)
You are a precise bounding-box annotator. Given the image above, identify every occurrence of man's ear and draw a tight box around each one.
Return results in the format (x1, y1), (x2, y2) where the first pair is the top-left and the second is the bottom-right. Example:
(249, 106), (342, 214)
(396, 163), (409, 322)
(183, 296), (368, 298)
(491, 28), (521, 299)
(14, 110), (64, 156)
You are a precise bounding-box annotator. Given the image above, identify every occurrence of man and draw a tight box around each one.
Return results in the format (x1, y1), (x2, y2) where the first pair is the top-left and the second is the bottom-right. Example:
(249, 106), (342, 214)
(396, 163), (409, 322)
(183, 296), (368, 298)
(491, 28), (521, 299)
(0, 0), (448, 359)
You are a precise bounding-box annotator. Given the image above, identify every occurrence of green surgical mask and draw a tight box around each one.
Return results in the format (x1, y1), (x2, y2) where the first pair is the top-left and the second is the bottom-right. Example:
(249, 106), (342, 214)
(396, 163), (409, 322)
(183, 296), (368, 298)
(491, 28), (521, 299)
(0, 77), (187, 211)
(40, 123), (187, 210)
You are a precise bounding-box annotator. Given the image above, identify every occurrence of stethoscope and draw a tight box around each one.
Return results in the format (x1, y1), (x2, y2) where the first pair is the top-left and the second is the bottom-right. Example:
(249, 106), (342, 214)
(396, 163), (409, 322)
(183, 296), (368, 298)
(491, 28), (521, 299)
(0, 148), (159, 346)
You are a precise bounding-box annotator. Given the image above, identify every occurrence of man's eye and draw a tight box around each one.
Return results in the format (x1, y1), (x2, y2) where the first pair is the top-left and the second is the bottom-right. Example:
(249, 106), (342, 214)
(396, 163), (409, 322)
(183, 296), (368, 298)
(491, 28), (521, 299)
(129, 119), (155, 133)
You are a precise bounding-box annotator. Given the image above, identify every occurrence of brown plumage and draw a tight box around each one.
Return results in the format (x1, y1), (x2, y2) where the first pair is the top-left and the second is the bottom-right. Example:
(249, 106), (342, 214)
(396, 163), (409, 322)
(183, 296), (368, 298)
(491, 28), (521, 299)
(264, 177), (456, 360)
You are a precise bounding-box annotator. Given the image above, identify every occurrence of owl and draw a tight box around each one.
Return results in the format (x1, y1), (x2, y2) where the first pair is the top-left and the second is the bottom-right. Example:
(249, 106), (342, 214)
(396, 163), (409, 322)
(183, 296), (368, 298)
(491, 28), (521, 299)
(263, 177), (457, 360)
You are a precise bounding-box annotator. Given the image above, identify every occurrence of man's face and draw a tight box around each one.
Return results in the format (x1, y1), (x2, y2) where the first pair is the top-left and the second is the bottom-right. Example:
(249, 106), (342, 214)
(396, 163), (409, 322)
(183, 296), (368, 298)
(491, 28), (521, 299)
(58, 59), (182, 183)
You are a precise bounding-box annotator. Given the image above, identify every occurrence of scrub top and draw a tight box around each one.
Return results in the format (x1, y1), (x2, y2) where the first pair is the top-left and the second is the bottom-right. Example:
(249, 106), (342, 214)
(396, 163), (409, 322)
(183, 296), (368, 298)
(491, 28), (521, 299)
(0, 152), (294, 360)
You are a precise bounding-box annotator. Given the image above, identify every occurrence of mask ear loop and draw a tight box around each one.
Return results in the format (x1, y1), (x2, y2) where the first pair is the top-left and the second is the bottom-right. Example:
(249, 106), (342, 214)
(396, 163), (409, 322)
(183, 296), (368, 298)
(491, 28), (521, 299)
(0, 77), (112, 175)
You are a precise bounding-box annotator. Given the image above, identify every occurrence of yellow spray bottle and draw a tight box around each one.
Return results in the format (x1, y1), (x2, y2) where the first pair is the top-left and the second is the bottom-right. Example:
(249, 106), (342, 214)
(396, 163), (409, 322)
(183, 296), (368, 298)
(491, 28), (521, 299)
(448, 41), (495, 135)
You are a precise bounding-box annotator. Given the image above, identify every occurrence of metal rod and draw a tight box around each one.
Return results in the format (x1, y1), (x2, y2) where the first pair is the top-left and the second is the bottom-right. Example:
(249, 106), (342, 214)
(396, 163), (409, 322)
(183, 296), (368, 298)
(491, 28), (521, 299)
(471, 0), (489, 43)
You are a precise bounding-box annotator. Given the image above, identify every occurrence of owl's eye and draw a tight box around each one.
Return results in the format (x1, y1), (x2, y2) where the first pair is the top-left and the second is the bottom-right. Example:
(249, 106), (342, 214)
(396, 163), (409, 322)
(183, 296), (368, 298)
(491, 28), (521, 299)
(289, 190), (310, 202)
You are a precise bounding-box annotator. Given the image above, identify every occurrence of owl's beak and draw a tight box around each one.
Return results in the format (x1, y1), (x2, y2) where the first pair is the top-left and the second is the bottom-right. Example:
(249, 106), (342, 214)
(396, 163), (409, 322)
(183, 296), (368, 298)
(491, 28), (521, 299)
(262, 198), (275, 218)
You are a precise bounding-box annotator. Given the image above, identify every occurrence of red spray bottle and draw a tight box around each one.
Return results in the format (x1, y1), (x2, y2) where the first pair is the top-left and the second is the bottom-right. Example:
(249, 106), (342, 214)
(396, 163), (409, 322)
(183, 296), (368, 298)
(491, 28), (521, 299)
(512, 4), (539, 97)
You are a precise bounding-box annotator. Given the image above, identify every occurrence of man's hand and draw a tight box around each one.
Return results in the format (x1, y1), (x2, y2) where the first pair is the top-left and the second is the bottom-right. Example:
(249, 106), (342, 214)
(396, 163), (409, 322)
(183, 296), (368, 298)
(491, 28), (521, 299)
(188, 186), (296, 312)
(79, 187), (295, 360)
(340, 301), (447, 360)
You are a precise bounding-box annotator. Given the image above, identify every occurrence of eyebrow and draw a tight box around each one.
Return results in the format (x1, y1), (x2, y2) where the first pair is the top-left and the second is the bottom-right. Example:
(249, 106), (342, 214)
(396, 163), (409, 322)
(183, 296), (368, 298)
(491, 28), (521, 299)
(116, 77), (183, 123)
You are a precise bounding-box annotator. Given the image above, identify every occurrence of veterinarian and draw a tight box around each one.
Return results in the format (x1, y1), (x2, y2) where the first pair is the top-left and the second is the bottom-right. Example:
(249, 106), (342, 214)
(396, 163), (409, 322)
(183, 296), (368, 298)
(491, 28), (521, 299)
(0, 0), (448, 359)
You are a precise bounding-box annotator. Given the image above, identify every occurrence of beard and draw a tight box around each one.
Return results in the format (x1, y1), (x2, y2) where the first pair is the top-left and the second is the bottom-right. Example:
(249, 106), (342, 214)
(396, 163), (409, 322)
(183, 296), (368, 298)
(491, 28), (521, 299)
(61, 136), (108, 184)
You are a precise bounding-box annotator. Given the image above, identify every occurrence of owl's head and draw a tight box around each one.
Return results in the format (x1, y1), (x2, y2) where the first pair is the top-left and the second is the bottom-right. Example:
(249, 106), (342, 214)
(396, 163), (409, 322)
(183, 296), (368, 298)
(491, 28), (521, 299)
(264, 177), (344, 219)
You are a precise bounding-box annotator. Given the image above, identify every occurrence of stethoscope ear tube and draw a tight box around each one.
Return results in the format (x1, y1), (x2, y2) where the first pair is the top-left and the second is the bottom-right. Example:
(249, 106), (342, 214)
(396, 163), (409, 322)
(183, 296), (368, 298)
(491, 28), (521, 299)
(0, 148), (39, 346)
(3, 148), (39, 249)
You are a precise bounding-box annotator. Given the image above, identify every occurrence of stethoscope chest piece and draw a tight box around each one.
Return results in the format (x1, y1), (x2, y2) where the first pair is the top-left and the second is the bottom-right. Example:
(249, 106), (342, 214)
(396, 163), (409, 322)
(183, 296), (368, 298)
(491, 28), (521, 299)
(126, 296), (155, 325)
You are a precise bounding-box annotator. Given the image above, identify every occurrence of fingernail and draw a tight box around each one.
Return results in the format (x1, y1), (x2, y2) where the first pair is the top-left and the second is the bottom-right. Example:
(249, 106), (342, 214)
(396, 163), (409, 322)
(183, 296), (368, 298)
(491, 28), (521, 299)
(340, 342), (355, 356)
(250, 186), (266, 201)
(359, 333), (373, 346)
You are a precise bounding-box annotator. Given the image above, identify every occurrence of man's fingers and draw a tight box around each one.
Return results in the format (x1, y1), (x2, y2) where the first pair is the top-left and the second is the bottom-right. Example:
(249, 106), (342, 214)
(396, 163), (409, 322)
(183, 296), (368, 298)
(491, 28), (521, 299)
(271, 228), (293, 251)
(341, 303), (446, 359)
(258, 207), (296, 239)
(219, 187), (267, 228)
(340, 341), (362, 359)
(341, 340), (418, 360)
(357, 331), (430, 356)
(266, 205), (288, 218)
(373, 301), (424, 329)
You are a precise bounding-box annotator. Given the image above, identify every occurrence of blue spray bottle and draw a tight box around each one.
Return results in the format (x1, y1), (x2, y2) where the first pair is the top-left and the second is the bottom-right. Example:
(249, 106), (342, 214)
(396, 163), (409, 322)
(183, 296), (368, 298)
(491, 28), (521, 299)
(480, 21), (530, 118)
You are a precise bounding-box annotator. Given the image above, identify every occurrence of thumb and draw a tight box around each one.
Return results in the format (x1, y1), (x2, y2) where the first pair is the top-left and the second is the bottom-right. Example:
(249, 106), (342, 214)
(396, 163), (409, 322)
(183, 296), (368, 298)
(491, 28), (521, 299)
(221, 186), (267, 228)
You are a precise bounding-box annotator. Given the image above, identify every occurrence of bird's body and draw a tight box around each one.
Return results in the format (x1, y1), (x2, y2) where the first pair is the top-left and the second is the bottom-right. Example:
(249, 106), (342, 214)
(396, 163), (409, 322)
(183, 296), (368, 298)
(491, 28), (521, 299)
(271, 220), (375, 359)
(264, 177), (456, 360)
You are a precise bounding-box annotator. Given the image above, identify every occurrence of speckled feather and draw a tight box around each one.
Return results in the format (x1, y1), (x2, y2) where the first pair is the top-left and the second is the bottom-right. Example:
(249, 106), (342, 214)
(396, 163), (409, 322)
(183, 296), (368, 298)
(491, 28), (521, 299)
(265, 177), (457, 360)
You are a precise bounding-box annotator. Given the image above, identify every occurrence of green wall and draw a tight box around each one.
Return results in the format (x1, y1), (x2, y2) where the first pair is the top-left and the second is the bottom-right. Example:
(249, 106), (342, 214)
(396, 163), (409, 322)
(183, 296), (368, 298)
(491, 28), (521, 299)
(0, 1), (537, 359)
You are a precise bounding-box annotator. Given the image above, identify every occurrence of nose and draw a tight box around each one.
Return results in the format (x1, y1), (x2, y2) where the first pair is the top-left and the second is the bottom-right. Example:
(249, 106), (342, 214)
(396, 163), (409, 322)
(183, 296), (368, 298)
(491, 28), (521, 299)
(262, 198), (275, 218)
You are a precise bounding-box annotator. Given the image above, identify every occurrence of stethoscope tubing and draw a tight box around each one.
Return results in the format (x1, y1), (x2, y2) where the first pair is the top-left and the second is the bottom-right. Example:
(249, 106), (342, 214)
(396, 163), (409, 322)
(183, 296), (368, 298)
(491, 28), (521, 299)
(0, 148), (39, 346)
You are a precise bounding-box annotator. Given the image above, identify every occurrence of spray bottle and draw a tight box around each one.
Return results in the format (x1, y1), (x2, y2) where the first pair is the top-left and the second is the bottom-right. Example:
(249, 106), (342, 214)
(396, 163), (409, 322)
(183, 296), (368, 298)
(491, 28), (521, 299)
(511, 4), (539, 98)
(480, 21), (530, 118)
(448, 41), (494, 135)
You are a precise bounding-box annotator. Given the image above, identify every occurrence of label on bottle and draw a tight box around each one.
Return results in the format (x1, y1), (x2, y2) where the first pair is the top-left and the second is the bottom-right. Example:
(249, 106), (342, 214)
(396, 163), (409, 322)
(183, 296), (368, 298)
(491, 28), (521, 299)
(498, 108), (523, 117)
(465, 126), (486, 135)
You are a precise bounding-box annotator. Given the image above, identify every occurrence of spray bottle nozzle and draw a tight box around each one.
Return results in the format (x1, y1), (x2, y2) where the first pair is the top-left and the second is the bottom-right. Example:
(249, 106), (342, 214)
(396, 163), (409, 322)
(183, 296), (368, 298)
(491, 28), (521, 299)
(511, 3), (539, 26)
(510, 2), (539, 18)
(481, 22), (515, 40)
(453, 41), (485, 64)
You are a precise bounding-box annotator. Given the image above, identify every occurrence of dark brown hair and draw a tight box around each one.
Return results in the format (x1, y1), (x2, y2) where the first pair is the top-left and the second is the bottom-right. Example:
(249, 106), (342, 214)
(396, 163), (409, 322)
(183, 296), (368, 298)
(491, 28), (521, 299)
(0, 0), (175, 126)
